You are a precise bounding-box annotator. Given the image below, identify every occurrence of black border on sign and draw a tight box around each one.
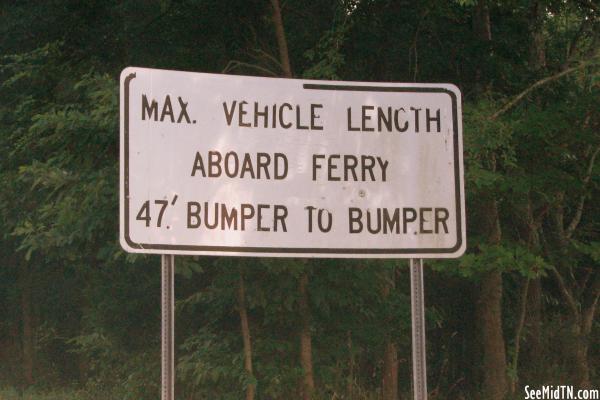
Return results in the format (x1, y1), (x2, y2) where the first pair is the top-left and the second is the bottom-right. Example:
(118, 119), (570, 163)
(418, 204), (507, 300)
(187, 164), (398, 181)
(122, 73), (463, 255)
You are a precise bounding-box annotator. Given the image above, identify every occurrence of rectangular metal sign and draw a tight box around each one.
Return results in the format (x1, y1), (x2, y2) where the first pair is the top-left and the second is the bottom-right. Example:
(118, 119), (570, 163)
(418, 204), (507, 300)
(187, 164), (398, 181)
(120, 67), (465, 258)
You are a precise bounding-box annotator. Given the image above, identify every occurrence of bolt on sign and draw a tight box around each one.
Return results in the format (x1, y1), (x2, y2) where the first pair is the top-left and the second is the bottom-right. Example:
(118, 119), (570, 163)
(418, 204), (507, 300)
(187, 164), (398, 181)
(120, 67), (466, 258)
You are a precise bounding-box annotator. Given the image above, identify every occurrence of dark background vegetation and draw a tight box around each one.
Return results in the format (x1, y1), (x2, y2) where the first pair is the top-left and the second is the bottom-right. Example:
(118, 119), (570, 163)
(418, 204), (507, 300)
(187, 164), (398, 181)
(0, 0), (598, 399)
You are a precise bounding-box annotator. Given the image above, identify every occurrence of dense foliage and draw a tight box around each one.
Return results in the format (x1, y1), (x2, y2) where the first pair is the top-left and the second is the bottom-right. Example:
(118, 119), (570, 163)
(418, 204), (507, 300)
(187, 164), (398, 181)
(0, 1), (598, 399)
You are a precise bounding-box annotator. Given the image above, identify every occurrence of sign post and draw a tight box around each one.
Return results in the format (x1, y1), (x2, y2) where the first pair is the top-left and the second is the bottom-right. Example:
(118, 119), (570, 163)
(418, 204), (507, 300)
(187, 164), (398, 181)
(161, 255), (175, 400)
(410, 258), (427, 400)
(119, 67), (465, 400)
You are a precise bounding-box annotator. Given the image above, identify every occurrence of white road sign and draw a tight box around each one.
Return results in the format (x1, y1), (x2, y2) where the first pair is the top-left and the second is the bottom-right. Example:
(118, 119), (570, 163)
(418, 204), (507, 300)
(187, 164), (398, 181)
(120, 67), (465, 258)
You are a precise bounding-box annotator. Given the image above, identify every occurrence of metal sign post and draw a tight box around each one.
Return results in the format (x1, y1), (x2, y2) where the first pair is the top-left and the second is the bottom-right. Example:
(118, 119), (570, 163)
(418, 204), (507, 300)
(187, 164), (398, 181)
(161, 255), (175, 400)
(410, 258), (427, 400)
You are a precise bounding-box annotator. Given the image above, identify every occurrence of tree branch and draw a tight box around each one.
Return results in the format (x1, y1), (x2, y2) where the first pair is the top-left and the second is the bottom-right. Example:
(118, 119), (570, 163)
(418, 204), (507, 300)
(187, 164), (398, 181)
(577, 267), (594, 299)
(409, 9), (429, 82)
(565, 145), (600, 239)
(490, 60), (599, 120)
(550, 266), (579, 319)
(253, 48), (283, 70)
(222, 60), (278, 77)
(582, 272), (600, 335)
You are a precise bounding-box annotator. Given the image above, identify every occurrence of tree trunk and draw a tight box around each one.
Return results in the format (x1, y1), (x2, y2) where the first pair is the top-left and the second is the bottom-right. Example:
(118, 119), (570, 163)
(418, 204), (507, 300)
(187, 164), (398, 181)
(571, 325), (590, 388)
(270, 0), (292, 78)
(471, 4), (508, 393)
(20, 263), (34, 386)
(525, 278), (542, 378)
(382, 341), (399, 400)
(510, 278), (529, 394)
(522, 195), (543, 383)
(529, 0), (546, 70)
(572, 273), (599, 388)
(473, 0), (492, 42)
(477, 270), (507, 400)
(477, 197), (507, 400)
(237, 272), (255, 400)
(299, 272), (315, 399)
(381, 268), (398, 400)
(472, 0), (492, 90)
